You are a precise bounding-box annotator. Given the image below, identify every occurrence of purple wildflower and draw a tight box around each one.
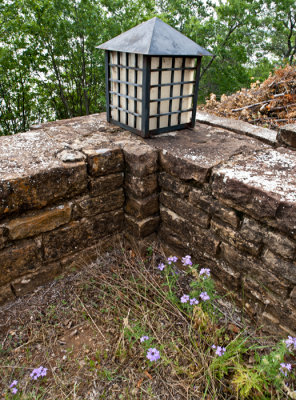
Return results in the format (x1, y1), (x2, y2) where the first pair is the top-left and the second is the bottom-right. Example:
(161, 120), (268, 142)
(146, 348), (160, 362)
(212, 345), (226, 356)
(157, 263), (165, 271)
(200, 291), (210, 301)
(180, 294), (190, 303)
(285, 336), (296, 350)
(199, 268), (211, 277)
(280, 363), (292, 376)
(140, 336), (149, 343)
(167, 256), (178, 265)
(30, 366), (48, 380)
(9, 380), (18, 388)
(190, 298), (199, 305)
(11, 387), (18, 394)
(181, 255), (192, 266)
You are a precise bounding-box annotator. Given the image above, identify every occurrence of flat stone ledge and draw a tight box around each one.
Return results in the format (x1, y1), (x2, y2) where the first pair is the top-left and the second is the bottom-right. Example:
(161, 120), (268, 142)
(277, 124), (296, 148)
(151, 124), (266, 182)
(212, 147), (296, 234)
(196, 110), (278, 146)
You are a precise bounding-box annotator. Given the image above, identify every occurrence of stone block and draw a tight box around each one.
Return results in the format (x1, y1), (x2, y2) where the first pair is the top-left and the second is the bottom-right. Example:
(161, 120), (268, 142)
(211, 218), (261, 256)
(0, 240), (42, 285)
(10, 261), (62, 299)
(0, 226), (7, 249)
(160, 191), (210, 229)
(242, 275), (285, 307)
(43, 210), (124, 261)
(265, 231), (295, 260)
(0, 283), (15, 304)
(6, 203), (72, 240)
(212, 149), (296, 231)
(275, 201), (296, 235)
(277, 124), (296, 148)
(73, 189), (124, 218)
(194, 195), (239, 228)
(198, 255), (241, 290)
(239, 217), (267, 244)
(188, 188), (202, 205)
(43, 219), (94, 261)
(92, 209), (124, 237)
(158, 225), (190, 253)
(262, 249), (296, 284)
(160, 151), (210, 183)
(84, 147), (124, 177)
(290, 287), (296, 307)
(125, 193), (159, 219)
(160, 206), (193, 245)
(123, 144), (158, 177)
(126, 214), (159, 238)
(0, 163), (87, 219)
(125, 173), (158, 198)
(89, 172), (124, 196)
(158, 172), (192, 197)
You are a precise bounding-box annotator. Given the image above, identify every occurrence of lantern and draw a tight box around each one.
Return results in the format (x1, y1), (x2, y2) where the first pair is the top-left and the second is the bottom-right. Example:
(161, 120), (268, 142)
(97, 17), (212, 137)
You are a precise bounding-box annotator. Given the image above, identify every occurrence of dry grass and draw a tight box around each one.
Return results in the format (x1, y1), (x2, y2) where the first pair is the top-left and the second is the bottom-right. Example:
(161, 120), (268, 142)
(0, 242), (294, 399)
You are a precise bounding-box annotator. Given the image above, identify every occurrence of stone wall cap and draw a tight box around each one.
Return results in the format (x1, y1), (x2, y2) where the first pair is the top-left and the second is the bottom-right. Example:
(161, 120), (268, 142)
(196, 110), (278, 145)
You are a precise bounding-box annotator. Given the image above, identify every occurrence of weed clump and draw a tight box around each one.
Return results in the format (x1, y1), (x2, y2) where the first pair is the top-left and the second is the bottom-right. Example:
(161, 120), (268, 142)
(0, 246), (295, 399)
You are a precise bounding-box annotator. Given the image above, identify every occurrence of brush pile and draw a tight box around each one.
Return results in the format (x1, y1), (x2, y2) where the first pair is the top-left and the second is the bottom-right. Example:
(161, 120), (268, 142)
(201, 65), (296, 128)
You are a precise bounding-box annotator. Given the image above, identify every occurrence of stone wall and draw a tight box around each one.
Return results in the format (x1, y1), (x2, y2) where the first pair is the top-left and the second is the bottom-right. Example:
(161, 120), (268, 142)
(1, 113), (296, 335)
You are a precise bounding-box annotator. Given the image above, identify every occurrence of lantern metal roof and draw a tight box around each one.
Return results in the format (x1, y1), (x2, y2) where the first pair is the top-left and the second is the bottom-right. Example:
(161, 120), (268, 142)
(97, 17), (212, 57)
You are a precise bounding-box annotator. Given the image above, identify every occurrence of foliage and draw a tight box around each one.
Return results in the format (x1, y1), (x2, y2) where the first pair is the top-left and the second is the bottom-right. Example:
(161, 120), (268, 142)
(0, 0), (295, 135)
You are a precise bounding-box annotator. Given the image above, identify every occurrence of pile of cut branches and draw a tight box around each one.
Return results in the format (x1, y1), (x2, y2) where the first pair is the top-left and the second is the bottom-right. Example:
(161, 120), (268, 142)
(201, 65), (296, 129)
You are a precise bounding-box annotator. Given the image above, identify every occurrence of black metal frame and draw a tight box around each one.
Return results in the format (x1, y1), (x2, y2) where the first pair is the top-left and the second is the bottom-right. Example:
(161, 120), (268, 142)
(105, 51), (202, 138)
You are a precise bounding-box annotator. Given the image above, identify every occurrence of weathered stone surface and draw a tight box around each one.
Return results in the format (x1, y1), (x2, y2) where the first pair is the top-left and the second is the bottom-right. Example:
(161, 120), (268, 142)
(158, 172), (192, 197)
(43, 210), (124, 261)
(126, 214), (159, 238)
(242, 275), (285, 307)
(0, 163), (87, 219)
(265, 231), (295, 259)
(92, 209), (124, 236)
(159, 225), (190, 252)
(196, 110), (278, 145)
(125, 193), (159, 219)
(10, 261), (62, 299)
(160, 151), (210, 183)
(73, 189), (124, 218)
(290, 287), (296, 307)
(0, 283), (16, 304)
(212, 148), (296, 231)
(84, 147), (124, 177)
(211, 218), (261, 256)
(152, 125), (266, 183)
(57, 150), (86, 163)
(123, 144), (158, 177)
(191, 194), (240, 228)
(89, 172), (124, 196)
(262, 249), (296, 284)
(125, 173), (158, 198)
(278, 124), (296, 148)
(160, 206), (193, 245)
(60, 237), (117, 270)
(43, 219), (94, 261)
(6, 204), (72, 240)
(239, 217), (266, 244)
(160, 206), (220, 256)
(160, 191), (210, 229)
(0, 240), (41, 285)
(0, 226), (7, 249)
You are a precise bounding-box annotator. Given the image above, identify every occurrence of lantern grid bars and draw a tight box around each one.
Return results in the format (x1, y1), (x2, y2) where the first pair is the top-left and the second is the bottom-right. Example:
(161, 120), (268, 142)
(99, 17), (211, 138)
